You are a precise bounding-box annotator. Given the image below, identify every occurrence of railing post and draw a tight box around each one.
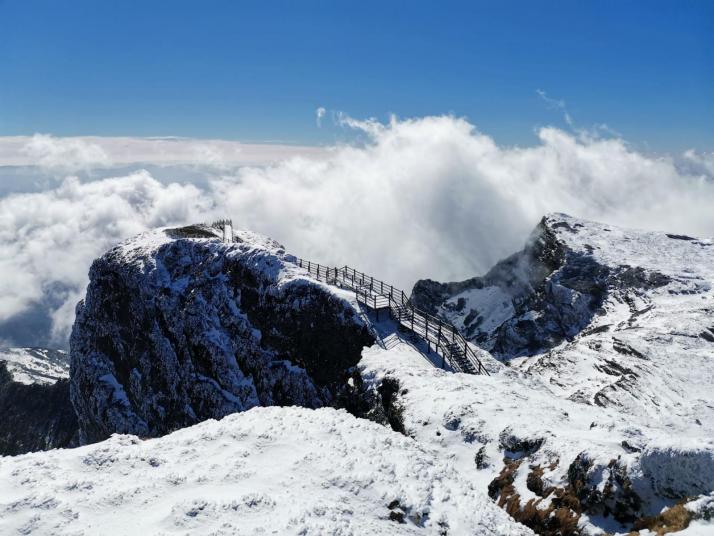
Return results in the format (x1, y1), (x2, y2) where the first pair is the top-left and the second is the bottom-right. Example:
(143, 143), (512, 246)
(425, 317), (430, 351)
(411, 309), (414, 332)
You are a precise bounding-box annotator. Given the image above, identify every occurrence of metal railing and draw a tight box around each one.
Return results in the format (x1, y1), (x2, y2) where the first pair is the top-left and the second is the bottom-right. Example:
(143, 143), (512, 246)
(294, 257), (488, 375)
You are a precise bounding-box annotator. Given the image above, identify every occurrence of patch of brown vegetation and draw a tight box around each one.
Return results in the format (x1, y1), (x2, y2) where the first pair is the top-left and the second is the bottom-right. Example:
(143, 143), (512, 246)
(488, 454), (692, 536)
(631, 503), (692, 535)
(488, 461), (583, 536)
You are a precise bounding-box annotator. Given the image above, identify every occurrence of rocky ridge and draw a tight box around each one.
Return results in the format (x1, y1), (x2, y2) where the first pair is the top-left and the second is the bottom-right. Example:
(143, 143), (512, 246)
(412, 213), (714, 426)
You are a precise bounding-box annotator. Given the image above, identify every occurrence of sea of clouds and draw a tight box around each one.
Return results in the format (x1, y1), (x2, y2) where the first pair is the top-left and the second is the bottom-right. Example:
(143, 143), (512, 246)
(1, 115), (713, 348)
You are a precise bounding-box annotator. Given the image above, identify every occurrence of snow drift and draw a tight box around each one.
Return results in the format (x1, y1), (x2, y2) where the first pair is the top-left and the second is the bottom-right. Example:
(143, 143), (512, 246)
(0, 406), (532, 535)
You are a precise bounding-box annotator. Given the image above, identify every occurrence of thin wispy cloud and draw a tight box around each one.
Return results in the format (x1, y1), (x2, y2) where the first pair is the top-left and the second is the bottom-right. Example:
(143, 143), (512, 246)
(315, 107), (326, 127)
(536, 89), (574, 126)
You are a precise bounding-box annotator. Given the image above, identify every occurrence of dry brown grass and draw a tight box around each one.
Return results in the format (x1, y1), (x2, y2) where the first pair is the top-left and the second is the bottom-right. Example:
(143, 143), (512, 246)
(489, 460), (583, 536)
(631, 503), (692, 535)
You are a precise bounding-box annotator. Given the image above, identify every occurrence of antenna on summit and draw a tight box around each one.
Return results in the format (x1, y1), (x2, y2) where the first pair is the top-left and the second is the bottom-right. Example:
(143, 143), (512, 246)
(211, 218), (234, 243)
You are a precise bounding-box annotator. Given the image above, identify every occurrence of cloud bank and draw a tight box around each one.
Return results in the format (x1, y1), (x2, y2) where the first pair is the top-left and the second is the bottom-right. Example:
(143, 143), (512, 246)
(1, 115), (713, 347)
(0, 135), (327, 170)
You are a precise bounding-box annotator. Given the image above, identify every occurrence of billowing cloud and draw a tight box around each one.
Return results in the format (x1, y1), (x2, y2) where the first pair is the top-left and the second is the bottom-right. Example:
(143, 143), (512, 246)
(1, 115), (713, 347)
(0, 172), (214, 345)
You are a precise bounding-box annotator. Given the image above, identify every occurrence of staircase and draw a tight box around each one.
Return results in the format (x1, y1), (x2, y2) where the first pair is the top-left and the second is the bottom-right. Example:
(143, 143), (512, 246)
(293, 258), (489, 375)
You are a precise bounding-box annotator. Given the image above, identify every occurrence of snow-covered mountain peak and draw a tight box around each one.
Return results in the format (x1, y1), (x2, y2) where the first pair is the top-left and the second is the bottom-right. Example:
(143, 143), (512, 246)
(107, 223), (316, 291)
(412, 213), (714, 427)
(541, 212), (714, 285)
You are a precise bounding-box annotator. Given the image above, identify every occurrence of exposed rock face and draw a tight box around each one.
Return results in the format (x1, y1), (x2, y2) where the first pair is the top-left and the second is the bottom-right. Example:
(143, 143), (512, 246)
(412, 214), (670, 359)
(0, 348), (78, 455)
(412, 213), (714, 426)
(70, 224), (373, 444)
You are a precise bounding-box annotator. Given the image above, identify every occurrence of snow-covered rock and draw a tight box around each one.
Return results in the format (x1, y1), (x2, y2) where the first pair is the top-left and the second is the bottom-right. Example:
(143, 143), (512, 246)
(0, 348), (77, 455)
(356, 342), (714, 535)
(0, 347), (70, 385)
(406, 214), (714, 533)
(412, 213), (714, 426)
(70, 224), (373, 444)
(0, 406), (532, 536)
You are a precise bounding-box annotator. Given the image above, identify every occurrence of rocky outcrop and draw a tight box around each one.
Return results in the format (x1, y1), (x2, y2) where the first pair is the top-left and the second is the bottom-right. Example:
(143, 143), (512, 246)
(358, 343), (714, 536)
(411, 213), (714, 427)
(372, 213), (714, 534)
(0, 348), (78, 455)
(70, 224), (373, 444)
(412, 214), (670, 359)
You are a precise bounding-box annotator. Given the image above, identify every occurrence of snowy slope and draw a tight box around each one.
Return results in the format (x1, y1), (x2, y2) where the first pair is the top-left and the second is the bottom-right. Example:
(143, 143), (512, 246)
(358, 342), (714, 535)
(0, 406), (531, 536)
(0, 347), (69, 385)
(517, 215), (714, 428)
(413, 214), (714, 429)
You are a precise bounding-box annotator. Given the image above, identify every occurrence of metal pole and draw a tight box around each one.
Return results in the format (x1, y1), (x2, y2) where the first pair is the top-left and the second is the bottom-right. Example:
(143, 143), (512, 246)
(425, 317), (430, 351)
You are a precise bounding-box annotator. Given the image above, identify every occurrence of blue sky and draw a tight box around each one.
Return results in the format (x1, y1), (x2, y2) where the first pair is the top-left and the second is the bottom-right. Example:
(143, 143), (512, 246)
(0, 0), (712, 151)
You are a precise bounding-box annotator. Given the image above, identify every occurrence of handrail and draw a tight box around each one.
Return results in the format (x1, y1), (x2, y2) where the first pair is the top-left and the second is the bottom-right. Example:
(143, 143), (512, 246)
(293, 257), (488, 375)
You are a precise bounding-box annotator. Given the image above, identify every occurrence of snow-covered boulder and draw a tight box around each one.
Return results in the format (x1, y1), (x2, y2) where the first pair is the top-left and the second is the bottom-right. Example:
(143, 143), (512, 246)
(0, 406), (532, 535)
(70, 224), (373, 444)
(0, 348), (77, 455)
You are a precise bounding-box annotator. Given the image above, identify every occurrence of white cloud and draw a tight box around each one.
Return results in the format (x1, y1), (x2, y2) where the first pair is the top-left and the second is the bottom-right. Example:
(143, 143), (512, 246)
(0, 135), (327, 168)
(21, 134), (111, 172)
(537, 89), (573, 126)
(1, 115), (713, 347)
(216, 116), (714, 293)
(315, 107), (326, 127)
(0, 171), (214, 345)
(682, 149), (714, 177)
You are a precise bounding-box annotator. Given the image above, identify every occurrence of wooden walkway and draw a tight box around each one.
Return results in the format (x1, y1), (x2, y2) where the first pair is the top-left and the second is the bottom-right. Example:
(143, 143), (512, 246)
(294, 258), (489, 375)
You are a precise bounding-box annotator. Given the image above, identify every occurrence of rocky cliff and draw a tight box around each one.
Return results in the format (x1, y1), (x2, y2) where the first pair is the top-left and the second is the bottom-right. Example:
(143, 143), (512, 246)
(0, 348), (78, 455)
(70, 224), (373, 444)
(412, 213), (714, 424)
